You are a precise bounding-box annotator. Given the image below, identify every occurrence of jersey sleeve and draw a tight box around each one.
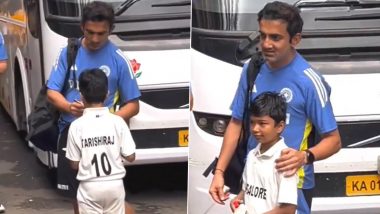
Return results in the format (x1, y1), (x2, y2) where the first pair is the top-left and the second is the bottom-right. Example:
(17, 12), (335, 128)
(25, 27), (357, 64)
(230, 62), (250, 121)
(65, 124), (81, 162)
(303, 69), (337, 135)
(116, 50), (141, 103)
(0, 33), (8, 60)
(277, 172), (298, 205)
(47, 47), (68, 91)
(119, 119), (136, 157)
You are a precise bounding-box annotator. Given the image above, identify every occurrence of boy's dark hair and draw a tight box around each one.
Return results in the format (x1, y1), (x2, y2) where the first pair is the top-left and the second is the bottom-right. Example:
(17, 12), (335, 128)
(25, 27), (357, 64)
(250, 91), (287, 124)
(81, 1), (115, 28)
(258, 1), (303, 38)
(79, 68), (108, 104)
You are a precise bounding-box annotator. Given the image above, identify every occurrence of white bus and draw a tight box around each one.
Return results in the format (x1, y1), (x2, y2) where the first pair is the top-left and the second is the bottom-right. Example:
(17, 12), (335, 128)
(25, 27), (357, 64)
(189, 0), (380, 213)
(0, 0), (190, 169)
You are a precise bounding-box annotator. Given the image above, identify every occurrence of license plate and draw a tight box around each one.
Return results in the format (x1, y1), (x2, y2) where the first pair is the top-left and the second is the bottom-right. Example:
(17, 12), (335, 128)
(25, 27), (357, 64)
(346, 175), (380, 196)
(178, 130), (188, 147)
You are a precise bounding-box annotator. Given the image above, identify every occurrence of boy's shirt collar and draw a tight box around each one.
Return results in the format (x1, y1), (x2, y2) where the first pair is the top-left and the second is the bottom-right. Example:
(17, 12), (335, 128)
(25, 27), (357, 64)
(254, 137), (285, 158)
(83, 107), (110, 118)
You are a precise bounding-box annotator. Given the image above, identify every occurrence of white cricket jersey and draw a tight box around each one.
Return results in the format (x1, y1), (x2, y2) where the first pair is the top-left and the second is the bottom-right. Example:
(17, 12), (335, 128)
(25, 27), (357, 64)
(242, 138), (298, 214)
(66, 107), (136, 182)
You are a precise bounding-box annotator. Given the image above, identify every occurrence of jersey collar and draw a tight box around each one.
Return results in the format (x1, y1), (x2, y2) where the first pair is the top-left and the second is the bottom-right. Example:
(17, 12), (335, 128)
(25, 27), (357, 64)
(254, 137), (285, 158)
(83, 107), (110, 118)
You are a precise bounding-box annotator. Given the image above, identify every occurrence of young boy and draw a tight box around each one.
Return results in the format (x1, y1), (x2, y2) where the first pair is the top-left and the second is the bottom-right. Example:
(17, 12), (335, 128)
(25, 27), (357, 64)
(65, 68), (136, 214)
(230, 92), (298, 214)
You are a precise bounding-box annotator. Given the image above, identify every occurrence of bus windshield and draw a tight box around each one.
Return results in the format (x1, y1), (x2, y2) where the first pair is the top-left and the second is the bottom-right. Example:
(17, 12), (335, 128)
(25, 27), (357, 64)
(44, 0), (191, 38)
(192, 0), (380, 66)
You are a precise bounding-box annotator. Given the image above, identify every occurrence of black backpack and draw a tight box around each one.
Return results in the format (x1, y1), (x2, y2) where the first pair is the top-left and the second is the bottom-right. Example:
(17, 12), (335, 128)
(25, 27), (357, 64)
(26, 38), (79, 152)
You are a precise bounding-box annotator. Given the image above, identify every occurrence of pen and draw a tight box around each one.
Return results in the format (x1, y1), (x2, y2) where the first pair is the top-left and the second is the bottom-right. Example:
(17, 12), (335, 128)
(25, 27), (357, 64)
(74, 99), (83, 105)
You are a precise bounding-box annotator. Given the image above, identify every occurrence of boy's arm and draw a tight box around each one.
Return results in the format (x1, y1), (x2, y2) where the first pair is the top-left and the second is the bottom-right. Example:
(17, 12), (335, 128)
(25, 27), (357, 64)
(230, 190), (244, 212)
(264, 203), (296, 214)
(122, 153), (135, 163)
(270, 169), (298, 214)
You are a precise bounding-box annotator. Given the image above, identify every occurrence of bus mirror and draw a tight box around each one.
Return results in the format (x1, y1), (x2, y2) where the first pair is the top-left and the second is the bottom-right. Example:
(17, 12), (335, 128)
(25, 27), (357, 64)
(235, 32), (260, 65)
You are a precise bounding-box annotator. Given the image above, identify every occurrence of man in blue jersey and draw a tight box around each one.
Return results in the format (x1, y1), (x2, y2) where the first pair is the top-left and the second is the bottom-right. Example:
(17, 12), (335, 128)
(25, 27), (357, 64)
(0, 32), (8, 213)
(0, 33), (7, 74)
(47, 2), (140, 214)
(209, 2), (341, 213)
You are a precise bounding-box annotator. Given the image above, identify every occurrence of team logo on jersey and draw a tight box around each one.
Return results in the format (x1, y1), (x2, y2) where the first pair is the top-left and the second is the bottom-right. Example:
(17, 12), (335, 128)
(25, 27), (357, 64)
(130, 59), (142, 78)
(280, 88), (293, 103)
(99, 65), (111, 77)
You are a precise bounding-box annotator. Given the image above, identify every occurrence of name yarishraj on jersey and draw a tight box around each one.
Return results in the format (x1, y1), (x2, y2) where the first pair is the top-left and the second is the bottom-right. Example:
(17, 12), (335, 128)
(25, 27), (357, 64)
(81, 135), (115, 148)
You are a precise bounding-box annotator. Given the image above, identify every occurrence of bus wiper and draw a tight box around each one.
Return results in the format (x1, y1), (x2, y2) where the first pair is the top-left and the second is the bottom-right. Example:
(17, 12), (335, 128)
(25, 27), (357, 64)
(296, 0), (380, 9)
(115, 0), (142, 16)
(152, 0), (191, 7)
(235, 32), (261, 63)
(115, 0), (190, 16)
(316, 13), (380, 21)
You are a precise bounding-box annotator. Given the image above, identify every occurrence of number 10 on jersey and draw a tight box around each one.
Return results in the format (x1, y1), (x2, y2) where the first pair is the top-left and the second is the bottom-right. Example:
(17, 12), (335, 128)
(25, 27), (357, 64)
(91, 152), (112, 177)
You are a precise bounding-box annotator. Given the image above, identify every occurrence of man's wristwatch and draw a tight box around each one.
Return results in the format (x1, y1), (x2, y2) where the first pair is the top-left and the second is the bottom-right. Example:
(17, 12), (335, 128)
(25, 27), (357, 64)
(305, 149), (315, 165)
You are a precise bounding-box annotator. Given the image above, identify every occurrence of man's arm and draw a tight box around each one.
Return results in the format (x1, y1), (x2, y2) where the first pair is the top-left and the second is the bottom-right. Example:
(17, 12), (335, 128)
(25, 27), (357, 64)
(264, 203), (297, 214)
(276, 129), (341, 175)
(114, 99), (139, 122)
(209, 117), (242, 204)
(69, 160), (79, 171)
(0, 61), (7, 74)
(308, 129), (341, 161)
(47, 89), (84, 117)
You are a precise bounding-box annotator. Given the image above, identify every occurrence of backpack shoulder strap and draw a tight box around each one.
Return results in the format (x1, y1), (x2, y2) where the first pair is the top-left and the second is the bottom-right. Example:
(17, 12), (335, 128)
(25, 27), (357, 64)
(62, 38), (80, 93)
(246, 52), (264, 100)
(240, 52), (264, 147)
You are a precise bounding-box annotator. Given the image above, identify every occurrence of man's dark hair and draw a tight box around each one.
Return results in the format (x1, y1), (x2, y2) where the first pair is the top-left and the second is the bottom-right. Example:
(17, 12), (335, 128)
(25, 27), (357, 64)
(250, 91), (287, 124)
(258, 1), (303, 38)
(79, 68), (108, 104)
(81, 1), (115, 28)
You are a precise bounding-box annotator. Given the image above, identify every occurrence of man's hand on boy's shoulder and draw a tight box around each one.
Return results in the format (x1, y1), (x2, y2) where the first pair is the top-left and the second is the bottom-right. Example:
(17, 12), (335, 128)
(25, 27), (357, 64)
(275, 148), (305, 177)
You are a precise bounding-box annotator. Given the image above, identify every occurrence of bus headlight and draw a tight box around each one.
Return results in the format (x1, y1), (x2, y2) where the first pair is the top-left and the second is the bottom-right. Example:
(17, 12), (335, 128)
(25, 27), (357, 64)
(198, 117), (208, 128)
(193, 112), (230, 137)
(213, 119), (227, 135)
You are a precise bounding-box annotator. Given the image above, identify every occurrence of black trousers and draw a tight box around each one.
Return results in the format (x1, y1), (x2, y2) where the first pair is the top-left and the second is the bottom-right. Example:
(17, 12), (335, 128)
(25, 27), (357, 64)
(56, 125), (79, 198)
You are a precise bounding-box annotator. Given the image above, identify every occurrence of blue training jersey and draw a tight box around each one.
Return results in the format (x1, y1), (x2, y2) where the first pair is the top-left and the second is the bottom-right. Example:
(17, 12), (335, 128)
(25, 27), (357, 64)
(231, 52), (337, 190)
(47, 39), (141, 130)
(0, 33), (7, 60)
